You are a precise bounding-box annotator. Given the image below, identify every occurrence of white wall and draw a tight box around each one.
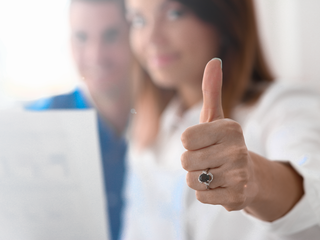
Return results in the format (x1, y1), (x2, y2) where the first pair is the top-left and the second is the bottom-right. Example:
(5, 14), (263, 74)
(0, 0), (78, 102)
(297, 0), (320, 83)
(255, 0), (320, 84)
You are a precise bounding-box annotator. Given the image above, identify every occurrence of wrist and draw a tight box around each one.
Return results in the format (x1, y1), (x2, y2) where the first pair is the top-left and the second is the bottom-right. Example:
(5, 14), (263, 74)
(245, 152), (278, 221)
(245, 152), (304, 222)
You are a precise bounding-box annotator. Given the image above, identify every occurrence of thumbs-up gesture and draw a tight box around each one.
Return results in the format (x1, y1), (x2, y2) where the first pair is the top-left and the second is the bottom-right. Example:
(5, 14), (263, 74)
(181, 58), (258, 211)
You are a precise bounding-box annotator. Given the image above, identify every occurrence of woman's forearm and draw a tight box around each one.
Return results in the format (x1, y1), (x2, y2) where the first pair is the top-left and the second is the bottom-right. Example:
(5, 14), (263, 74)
(245, 152), (304, 222)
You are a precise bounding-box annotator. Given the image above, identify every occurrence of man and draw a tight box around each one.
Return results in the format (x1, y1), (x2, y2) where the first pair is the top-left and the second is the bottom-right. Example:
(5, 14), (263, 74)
(27, 0), (131, 239)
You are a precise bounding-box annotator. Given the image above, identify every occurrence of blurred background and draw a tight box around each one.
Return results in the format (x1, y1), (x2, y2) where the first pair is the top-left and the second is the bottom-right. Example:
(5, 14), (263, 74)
(0, 0), (320, 108)
(255, 0), (320, 84)
(0, 0), (77, 108)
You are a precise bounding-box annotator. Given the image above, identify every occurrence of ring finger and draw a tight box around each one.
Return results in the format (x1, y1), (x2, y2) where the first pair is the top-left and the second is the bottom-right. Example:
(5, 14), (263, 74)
(186, 168), (226, 191)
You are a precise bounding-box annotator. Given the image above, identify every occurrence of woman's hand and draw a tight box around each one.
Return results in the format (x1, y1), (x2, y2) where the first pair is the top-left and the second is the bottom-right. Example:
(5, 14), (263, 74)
(180, 58), (303, 221)
(181, 58), (258, 211)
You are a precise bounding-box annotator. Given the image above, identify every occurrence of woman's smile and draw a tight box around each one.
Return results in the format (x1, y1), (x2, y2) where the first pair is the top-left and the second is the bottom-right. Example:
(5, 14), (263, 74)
(148, 53), (180, 68)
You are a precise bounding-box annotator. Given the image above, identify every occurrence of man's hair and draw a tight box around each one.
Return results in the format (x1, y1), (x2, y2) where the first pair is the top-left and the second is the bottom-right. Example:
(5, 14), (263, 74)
(71, 0), (122, 3)
(72, 0), (112, 2)
(70, 0), (125, 12)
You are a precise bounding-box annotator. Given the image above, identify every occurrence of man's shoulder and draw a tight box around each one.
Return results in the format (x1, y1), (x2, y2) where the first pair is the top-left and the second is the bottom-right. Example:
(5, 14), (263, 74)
(26, 89), (90, 110)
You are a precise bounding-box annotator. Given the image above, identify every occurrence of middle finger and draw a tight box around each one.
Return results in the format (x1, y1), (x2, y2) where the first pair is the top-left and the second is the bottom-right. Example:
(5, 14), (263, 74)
(181, 143), (228, 172)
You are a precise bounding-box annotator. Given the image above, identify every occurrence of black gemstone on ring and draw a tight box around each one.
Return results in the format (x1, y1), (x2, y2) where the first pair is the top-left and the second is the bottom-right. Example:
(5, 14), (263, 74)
(199, 173), (212, 183)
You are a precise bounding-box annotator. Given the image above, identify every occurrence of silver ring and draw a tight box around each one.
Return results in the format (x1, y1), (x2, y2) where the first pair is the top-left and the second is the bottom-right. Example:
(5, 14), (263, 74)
(198, 168), (213, 190)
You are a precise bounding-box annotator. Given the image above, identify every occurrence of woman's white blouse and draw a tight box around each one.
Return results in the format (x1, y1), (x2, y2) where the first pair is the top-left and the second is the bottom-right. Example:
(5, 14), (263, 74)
(121, 82), (320, 240)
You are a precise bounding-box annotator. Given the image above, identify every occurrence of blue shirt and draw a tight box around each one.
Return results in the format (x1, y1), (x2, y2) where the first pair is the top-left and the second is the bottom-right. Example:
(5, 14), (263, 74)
(26, 88), (126, 240)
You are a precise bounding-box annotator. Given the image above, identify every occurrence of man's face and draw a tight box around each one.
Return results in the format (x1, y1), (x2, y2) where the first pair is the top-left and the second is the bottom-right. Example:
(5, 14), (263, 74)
(70, 1), (131, 98)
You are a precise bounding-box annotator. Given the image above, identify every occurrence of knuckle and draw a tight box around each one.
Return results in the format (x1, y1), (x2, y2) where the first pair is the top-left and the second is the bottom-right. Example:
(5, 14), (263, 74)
(228, 193), (246, 211)
(224, 203), (241, 212)
(239, 145), (249, 156)
(235, 146), (249, 166)
(224, 120), (243, 137)
(235, 190), (247, 204)
(224, 206), (234, 212)
(228, 146), (247, 166)
(237, 169), (249, 184)
(234, 122), (244, 135)
(225, 205), (242, 212)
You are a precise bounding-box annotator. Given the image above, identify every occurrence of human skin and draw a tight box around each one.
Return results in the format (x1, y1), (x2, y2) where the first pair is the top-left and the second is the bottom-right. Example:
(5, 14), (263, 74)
(126, 0), (219, 110)
(181, 59), (304, 222)
(127, 0), (304, 222)
(70, 1), (132, 134)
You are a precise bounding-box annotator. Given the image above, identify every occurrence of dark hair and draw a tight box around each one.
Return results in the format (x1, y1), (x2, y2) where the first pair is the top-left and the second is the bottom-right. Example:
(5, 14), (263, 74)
(132, 0), (274, 147)
(71, 0), (119, 2)
(71, 0), (125, 11)
(173, 0), (273, 116)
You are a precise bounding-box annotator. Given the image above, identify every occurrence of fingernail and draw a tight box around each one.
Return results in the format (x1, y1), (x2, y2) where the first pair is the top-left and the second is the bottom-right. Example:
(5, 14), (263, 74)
(211, 58), (222, 69)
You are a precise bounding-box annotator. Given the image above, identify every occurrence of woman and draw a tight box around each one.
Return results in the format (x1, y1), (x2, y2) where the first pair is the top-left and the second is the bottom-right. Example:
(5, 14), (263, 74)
(122, 0), (320, 239)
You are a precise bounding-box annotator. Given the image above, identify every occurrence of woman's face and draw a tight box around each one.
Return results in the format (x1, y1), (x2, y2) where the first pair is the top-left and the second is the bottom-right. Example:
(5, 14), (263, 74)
(126, 0), (220, 89)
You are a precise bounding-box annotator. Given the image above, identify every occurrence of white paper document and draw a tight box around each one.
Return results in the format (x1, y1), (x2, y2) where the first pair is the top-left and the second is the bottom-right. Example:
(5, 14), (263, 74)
(0, 110), (109, 240)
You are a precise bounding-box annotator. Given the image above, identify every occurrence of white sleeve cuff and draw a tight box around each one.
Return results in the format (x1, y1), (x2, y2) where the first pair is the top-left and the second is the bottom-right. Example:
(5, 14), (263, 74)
(241, 194), (318, 236)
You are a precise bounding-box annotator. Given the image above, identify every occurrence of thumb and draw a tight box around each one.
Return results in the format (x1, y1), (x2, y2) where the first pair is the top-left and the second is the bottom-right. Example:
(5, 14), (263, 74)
(200, 58), (224, 123)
